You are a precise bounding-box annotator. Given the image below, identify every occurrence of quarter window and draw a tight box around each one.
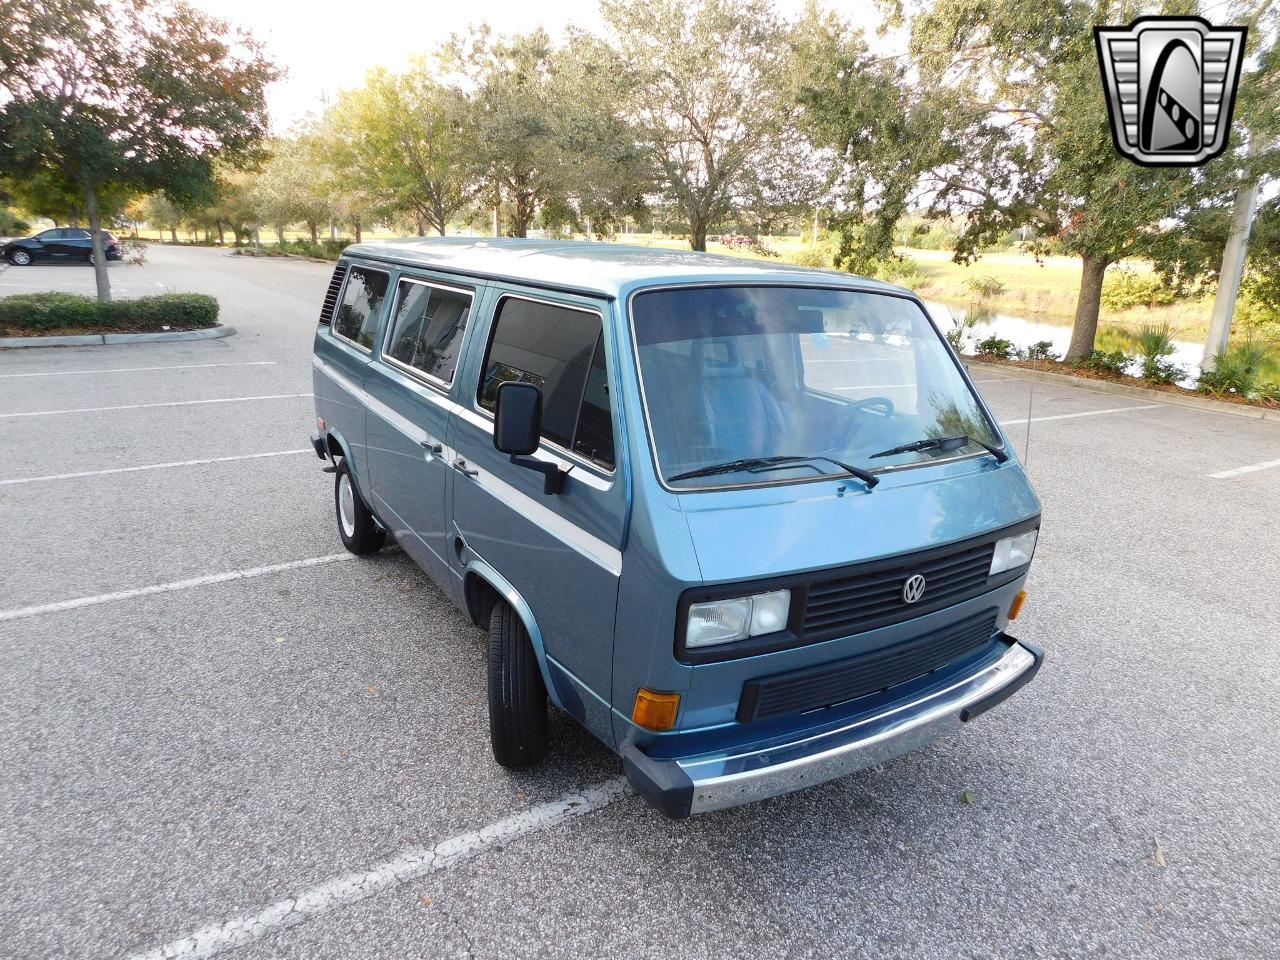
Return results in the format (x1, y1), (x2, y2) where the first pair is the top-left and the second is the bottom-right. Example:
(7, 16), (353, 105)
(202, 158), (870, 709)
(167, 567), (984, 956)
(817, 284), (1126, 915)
(332, 266), (390, 350)
(384, 279), (472, 385)
(479, 297), (615, 470)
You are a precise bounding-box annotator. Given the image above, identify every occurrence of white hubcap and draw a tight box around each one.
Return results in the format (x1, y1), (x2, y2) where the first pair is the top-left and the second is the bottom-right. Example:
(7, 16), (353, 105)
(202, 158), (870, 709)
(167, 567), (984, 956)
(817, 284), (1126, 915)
(13, 251), (30, 265)
(338, 473), (357, 537)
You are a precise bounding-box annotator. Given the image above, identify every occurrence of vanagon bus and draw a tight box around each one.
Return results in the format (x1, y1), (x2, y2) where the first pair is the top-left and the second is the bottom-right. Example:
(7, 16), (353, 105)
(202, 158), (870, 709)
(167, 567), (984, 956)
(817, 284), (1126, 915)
(310, 239), (1043, 818)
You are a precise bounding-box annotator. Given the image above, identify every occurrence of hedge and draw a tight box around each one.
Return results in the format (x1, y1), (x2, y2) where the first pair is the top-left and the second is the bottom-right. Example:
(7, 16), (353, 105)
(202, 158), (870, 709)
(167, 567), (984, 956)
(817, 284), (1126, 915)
(0, 292), (219, 334)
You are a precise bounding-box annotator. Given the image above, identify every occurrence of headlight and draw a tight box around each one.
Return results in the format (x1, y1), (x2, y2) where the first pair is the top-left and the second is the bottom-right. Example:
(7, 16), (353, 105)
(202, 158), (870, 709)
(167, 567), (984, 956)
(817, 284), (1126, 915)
(990, 529), (1038, 575)
(686, 589), (791, 648)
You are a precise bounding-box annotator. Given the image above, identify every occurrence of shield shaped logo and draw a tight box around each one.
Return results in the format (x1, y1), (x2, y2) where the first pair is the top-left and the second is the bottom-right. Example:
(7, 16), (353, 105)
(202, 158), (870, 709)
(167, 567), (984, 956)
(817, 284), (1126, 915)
(1095, 16), (1247, 166)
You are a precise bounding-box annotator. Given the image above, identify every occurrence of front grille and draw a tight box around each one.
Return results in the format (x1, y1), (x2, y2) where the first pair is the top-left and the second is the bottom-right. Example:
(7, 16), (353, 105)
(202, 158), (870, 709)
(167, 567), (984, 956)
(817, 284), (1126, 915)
(318, 263), (348, 324)
(737, 609), (999, 723)
(802, 541), (996, 640)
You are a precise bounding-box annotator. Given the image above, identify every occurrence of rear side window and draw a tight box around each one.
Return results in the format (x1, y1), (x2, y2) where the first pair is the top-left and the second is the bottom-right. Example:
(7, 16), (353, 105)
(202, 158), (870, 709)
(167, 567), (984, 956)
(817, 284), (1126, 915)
(478, 296), (615, 470)
(332, 266), (390, 350)
(383, 279), (472, 385)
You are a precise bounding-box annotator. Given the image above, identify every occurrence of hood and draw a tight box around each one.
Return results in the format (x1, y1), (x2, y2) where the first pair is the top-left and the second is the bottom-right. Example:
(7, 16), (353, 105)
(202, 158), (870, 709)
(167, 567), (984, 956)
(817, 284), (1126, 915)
(678, 458), (1040, 583)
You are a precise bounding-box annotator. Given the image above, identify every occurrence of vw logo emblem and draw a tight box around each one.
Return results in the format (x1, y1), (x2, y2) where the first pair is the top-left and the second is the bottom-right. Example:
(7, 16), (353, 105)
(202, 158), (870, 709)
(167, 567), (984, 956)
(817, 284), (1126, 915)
(902, 573), (927, 604)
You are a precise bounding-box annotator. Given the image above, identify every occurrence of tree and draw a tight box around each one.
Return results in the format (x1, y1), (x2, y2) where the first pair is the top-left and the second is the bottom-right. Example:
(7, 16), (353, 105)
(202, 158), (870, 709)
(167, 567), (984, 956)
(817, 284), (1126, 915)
(142, 194), (184, 242)
(447, 28), (564, 238)
(0, 0), (276, 300)
(905, 0), (1214, 360)
(791, 5), (938, 273)
(249, 138), (334, 244)
(323, 63), (479, 237)
(601, 0), (800, 251)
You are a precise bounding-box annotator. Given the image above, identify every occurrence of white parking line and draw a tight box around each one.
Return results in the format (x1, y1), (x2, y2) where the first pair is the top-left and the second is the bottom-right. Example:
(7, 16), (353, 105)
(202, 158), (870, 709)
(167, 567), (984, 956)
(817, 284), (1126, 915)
(0, 393), (312, 419)
(1209, 457), (1280, 480)
(126, 777), (630, 960)
(0, 449), (312, 486)
(0, 361), (277, 379)
(0, 554), (354, 623)
(999, 403), (1161, 426)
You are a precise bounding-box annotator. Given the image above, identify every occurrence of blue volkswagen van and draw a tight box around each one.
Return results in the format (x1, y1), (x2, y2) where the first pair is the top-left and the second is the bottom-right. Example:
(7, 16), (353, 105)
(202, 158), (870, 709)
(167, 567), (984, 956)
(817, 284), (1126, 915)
(310, 239), (1043, 818)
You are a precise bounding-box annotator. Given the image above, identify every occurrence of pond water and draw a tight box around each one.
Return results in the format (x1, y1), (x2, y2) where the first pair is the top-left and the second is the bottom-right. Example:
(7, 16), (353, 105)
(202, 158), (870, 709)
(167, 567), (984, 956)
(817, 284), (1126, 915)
(923, 300), (1209, 380)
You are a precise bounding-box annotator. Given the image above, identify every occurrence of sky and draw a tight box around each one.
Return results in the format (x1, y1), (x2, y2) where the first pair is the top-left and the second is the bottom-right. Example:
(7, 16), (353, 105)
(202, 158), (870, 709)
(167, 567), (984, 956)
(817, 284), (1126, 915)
(186, 0), (898, 131)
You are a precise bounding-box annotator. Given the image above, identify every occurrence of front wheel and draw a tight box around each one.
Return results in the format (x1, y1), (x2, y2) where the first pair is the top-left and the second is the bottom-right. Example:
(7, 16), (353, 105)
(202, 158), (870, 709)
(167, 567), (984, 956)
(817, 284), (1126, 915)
(487, 601), (550, 768)
(9, 249), (31, 265)
(333, 458), (385, 555)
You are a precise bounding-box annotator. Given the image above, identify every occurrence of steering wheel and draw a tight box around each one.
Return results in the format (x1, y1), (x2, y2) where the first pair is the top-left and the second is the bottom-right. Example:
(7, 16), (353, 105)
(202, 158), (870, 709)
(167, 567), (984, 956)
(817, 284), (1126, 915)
(851, 396), (895, 417)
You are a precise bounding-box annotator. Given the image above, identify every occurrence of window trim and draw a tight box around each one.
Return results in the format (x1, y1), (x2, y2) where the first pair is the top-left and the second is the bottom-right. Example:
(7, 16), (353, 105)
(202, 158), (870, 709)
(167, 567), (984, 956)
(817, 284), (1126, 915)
(329, 263), (391, 355)
(626, 281), (1007, 494)
(472, 291), (617, 477)
(378, 274), (476, 391)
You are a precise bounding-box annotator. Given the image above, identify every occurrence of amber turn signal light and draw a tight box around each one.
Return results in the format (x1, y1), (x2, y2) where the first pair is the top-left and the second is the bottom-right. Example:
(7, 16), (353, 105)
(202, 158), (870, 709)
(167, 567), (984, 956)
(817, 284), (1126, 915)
(632, 688), (680, 731)
(1008, 590), (1028, 621)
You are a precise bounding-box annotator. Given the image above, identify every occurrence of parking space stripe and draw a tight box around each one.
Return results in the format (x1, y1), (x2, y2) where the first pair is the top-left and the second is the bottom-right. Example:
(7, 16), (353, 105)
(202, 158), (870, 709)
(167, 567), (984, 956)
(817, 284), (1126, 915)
(0, 554), (355, 623)
(0, 361), (277, 379)
(999, 403), (1161, 426)
(0, 449), (312, 486)
(1209, 457), (1280, 480)
(126, 777), (630, 960)
(0, 393), (311, 419)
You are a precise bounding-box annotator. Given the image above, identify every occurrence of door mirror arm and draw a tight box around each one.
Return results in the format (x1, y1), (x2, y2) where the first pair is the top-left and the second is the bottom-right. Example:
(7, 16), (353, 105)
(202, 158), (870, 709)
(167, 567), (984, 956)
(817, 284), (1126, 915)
(508, 455), (565, 495)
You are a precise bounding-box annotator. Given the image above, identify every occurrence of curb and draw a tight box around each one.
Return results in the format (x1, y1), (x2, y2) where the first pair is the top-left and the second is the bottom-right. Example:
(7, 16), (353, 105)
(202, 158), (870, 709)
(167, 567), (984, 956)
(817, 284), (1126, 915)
(965, 359), (1280, 424)
(0, 325), (235, 349)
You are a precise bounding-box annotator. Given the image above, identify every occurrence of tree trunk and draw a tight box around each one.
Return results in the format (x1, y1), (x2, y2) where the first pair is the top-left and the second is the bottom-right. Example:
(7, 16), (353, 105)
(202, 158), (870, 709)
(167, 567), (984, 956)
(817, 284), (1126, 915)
(217, 223), (225, 245)
(170, 227), (177, 243)
(275, 224), (285, 243)
(1065, 254), (1109, 362)
(690, 217), (708, 252)
(83, 179), (112, 303)
(309, 222), (318, 244)
(354, 218), (362, 243)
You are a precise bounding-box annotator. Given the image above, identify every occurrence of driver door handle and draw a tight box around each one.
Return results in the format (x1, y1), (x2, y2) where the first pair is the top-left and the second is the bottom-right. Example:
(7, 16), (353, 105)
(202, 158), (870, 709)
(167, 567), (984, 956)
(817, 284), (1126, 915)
(420, 440), (443, 455)
(452, 457), (478, 477)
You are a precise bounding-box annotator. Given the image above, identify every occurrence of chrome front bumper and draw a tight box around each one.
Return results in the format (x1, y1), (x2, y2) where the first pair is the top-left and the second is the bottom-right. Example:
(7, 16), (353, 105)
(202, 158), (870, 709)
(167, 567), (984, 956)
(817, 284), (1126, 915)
(624, 637), (1042, 818)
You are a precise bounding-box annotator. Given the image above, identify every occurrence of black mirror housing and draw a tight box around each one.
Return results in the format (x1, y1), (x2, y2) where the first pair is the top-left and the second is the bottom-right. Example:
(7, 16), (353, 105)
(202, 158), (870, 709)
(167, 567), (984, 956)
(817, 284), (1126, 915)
(493, 381), (542, 456)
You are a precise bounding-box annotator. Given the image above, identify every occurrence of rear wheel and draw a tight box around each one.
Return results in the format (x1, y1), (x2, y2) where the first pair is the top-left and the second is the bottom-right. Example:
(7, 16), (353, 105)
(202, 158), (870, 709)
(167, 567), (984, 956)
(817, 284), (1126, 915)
(9, 249), (31, 265)
(487, 601), (550, 768)
(86, 250), (95, 265)
(334, 458), (385, 554)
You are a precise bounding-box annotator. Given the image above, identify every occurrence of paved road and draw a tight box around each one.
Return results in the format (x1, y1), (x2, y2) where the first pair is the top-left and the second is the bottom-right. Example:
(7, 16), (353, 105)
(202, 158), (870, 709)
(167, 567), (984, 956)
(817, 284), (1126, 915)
(2, 245), (1278, 959)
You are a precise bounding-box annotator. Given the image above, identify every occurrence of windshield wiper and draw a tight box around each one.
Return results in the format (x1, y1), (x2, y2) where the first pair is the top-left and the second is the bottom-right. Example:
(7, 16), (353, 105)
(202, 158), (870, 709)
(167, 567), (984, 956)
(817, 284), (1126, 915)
(668, 455), (878, 489)
(869, 434), (1009, 463)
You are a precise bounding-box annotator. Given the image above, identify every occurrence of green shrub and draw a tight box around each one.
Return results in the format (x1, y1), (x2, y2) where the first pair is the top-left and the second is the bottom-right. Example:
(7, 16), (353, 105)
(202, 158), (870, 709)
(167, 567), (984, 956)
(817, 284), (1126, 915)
(788, 243), (838, 269)
(1135, 322), (1185, 384)
(1021, 340), (1059, 362)
(0, 292), (218, 333)
(1100, 269), (1179, 311)
(975, 335), (1015, 359)
(964, 275), (1005, 299)
(1197, 341), (1273, 396)
(1073, 349), (1132, 377)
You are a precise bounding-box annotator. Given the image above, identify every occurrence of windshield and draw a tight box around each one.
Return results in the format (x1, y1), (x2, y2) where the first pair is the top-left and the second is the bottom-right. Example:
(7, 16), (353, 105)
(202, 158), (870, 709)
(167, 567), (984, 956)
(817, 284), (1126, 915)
(631, 285), (1002, 489)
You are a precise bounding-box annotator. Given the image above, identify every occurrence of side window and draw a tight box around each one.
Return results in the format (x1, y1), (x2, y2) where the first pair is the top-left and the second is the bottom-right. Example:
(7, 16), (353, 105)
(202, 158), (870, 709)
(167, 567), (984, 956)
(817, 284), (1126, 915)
(332, 266), (390, 351)
(383, 279), (472, 385)
(37, 229), (61, 240)
(479, 297), (615, 470)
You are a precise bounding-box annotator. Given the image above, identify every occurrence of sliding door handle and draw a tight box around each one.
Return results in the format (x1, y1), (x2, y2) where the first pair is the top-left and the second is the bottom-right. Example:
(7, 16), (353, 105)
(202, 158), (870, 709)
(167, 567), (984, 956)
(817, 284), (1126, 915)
(420, 440), (443, 455)
(452, 457), (478, 477)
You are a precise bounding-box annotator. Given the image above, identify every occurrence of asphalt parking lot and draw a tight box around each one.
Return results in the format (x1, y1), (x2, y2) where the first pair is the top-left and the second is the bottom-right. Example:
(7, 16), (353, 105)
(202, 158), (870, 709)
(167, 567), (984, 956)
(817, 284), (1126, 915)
(2, 245), (1278, 960)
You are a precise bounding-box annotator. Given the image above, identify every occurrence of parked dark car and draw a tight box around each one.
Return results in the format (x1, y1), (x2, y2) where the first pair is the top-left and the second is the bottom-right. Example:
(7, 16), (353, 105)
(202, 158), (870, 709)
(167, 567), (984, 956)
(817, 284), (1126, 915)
(2, 228), (120, 265)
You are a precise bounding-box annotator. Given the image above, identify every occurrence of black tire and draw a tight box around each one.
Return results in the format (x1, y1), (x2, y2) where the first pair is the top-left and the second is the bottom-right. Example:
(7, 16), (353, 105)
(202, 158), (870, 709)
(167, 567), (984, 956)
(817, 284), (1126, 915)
(334, 458), (385, 555)
(86, 250), (95, 265)
(9, 250), (31, 266)
(487, 601), (550, 768)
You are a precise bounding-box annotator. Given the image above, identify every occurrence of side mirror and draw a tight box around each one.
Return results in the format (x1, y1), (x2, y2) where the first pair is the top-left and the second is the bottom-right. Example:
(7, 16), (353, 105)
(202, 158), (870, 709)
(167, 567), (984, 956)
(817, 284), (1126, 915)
(493, 381), (542, 455)
(493, 382), (565, 494)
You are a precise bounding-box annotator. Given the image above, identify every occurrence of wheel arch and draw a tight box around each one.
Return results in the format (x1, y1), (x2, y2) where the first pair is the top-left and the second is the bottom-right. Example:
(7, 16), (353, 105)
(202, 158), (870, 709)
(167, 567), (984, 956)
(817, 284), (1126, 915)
(462, 560), (562, 711)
